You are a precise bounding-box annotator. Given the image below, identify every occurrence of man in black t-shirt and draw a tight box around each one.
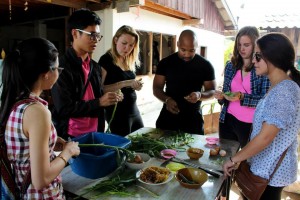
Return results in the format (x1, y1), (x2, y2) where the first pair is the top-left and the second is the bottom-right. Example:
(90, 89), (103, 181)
(153, 29), (216, 134)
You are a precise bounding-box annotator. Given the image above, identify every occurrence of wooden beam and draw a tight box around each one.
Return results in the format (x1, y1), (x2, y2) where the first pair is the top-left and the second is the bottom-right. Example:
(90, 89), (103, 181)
(140, 0), (192, 20)
(88, 2), (112, 11)
(86, 0), (101, 3)
(183, 19), (203, 26)
(34, 0), (87, 9)
(129, 0), (145, 6)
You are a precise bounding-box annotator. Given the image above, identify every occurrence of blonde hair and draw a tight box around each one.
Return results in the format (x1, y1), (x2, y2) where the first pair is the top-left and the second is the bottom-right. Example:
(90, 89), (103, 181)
(109, 25), (140, 71)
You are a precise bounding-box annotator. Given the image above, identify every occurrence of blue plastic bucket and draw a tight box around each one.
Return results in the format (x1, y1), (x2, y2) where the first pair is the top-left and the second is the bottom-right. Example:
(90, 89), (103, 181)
(70, 132), (131, 179)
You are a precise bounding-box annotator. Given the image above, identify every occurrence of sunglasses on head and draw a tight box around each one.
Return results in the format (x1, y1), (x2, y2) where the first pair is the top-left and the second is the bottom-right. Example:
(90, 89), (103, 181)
(253, 52), (263, 62)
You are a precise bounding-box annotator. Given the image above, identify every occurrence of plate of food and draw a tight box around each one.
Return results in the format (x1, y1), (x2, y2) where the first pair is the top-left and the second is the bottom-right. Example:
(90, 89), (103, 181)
(136, 166), (174, 185)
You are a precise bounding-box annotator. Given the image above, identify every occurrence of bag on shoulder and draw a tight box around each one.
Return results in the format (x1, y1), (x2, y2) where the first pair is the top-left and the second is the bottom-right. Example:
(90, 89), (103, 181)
(0, 99), (35, 199)
(233, 161), (268, 200)
(233, 149), (287, 200)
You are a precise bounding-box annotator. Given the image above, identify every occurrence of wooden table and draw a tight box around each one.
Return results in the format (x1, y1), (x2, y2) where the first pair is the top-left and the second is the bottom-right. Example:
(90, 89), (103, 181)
(61, 127), (240, 200)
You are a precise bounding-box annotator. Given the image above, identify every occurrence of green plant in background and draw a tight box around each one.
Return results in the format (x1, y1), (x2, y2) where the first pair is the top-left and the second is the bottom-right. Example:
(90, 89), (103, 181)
(224, 40), (234, 66)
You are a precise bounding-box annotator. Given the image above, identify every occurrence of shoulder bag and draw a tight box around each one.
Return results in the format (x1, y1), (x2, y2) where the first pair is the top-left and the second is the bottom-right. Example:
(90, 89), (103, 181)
(233, 149), (287, 200)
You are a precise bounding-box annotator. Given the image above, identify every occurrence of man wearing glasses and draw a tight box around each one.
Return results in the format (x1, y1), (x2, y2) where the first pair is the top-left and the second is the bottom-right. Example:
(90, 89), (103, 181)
(51, 8), (123, 139)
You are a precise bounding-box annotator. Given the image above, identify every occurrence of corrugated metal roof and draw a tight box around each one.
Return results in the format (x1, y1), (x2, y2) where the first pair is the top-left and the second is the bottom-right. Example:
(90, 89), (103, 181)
(237, 0), (300, 29)
(259, 13), (300, 28)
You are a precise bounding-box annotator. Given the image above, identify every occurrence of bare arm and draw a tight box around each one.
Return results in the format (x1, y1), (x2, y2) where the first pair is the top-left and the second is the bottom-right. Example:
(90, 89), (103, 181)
(223, 122), (279, 176)
(200, 80), (216, 100)
(185, 80), (216, 103)
(24, 104), (80, 190)
(101, 67), (143, 93)
(153, 74), (180, 114)
(153, 74), (169, 102)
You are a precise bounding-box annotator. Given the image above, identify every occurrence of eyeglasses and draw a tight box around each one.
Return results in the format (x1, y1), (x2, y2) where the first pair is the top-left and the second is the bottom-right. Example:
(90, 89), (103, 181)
(253, 52), (263, 62)
(50, 67), (64, 74)
(76, 29), (103, 42)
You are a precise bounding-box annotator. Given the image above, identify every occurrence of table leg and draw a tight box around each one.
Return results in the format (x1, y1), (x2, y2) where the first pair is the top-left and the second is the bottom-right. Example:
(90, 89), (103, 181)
(225, 173), (233, 199)
(215, 179), (226, 200)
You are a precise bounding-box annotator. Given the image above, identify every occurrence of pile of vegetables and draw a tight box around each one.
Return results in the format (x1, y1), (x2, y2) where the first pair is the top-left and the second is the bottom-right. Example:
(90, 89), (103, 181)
(127, 130), (194, 157)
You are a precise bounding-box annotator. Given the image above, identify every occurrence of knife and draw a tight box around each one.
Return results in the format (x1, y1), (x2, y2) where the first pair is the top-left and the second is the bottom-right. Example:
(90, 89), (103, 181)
(171, 157), (223, 178)
(160, 157), (174, 167)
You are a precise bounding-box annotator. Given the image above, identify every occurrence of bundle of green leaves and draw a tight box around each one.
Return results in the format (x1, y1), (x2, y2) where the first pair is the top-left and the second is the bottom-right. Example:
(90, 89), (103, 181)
(127, 130), (194, 157)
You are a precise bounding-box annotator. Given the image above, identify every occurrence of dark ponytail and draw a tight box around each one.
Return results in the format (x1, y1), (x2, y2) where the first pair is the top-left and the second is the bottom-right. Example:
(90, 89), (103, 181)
(288, 66), (300, 87)
(0, 37), (58, 126)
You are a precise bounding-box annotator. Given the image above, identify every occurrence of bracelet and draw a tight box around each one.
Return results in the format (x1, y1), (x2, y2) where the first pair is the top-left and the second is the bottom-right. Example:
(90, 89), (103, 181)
(229, 157), (236, 165)
(165, 97), (171, 104)
(58, 154), (67, 166)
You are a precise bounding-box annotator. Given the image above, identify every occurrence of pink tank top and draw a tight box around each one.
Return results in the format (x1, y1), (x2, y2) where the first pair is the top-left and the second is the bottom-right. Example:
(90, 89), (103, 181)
(227, 70), (255, 123)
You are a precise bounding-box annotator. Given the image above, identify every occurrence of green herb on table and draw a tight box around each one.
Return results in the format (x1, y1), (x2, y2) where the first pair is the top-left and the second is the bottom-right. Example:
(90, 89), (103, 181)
(210, 157), (225, 166)
(127, 130), (194, 157)
(75, 170), (138, 199)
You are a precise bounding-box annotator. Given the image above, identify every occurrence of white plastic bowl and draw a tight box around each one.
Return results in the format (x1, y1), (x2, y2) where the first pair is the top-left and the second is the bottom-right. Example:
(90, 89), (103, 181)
(125, 153), (151, 170)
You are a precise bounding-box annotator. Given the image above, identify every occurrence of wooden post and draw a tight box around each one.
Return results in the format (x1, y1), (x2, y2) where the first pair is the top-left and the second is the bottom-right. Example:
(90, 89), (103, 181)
(148, 32), (153, 75)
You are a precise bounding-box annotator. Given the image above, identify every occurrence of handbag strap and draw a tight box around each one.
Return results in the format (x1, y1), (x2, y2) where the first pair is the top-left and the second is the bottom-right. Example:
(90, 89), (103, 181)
(268, 148), (288, 181)
(246, 125), (288, 181)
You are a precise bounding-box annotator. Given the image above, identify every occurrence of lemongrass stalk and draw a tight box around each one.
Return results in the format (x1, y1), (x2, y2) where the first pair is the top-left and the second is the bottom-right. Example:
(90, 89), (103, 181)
(135, 185), (159, 198)
(78, 144), (135, 160)
(105, 102), (118, 133)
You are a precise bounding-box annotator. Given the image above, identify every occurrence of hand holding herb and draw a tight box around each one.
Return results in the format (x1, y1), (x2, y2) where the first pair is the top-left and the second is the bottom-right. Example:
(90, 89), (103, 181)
(106, 89), (123, 133)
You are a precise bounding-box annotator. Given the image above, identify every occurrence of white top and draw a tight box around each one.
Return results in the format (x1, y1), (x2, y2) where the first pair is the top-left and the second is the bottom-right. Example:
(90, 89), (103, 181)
(250, 80), (300, 187)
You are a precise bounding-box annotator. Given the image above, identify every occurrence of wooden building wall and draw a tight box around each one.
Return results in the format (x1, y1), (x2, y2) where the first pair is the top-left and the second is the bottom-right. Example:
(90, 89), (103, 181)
(151, 0), (225, 34)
